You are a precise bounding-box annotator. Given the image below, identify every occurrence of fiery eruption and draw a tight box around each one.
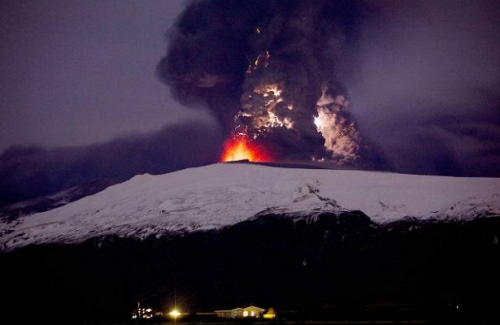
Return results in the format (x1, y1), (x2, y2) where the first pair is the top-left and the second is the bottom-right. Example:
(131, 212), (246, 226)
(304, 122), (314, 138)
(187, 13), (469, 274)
(158, 0), (387, 170)
(237, 82), (294, 139)
(220, 134), (271, 162)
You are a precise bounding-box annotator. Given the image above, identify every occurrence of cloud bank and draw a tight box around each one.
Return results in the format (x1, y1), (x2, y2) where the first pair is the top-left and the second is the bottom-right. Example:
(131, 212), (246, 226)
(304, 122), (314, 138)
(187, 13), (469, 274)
(0, 122), (224, 207)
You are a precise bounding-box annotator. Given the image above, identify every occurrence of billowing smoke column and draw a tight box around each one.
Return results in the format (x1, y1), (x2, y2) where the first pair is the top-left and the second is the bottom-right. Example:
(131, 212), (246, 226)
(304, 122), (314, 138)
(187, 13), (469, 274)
(157, 0), (366, 165)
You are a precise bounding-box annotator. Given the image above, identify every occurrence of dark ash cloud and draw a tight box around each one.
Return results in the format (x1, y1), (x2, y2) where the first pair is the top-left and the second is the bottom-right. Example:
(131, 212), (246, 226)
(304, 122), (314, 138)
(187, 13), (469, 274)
(156, 0), (389, 170)
(157, 0), (500, 177)
(0, 121), (224, 207)
(349, 0), (500, 177)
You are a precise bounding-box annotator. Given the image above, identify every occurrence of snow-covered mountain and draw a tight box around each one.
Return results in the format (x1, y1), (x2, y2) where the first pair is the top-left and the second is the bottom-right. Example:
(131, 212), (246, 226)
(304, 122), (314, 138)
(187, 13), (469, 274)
(1, 162), (499, 252)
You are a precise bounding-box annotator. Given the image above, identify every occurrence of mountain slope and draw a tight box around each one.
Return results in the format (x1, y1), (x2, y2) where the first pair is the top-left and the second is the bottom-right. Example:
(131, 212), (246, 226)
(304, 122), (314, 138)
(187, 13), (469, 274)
(1, 162), (499, 252)
(0, 178), (119, 222)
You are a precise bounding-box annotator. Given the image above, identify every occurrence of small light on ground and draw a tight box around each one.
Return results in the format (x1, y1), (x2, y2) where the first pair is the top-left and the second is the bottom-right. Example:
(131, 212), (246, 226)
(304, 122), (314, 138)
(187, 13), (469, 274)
(169, 309), (181, 318)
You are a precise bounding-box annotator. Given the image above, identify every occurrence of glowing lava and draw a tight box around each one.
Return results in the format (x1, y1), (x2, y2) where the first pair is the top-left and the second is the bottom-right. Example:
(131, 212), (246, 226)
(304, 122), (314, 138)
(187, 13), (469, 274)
(220, 135), (271, 162)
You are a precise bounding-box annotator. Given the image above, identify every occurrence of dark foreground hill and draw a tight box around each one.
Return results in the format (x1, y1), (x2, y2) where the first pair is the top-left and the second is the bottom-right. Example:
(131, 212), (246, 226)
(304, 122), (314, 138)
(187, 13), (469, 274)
(1, 212), (499, 324)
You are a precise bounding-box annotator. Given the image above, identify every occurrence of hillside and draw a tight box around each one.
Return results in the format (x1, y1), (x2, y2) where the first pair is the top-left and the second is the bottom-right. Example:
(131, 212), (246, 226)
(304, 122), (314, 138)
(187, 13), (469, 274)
(0, 162), (499, 324)
(1, 162), (499, 252)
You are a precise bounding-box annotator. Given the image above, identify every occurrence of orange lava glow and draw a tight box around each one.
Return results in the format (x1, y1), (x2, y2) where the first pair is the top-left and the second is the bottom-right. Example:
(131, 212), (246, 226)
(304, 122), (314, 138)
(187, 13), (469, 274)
(220, 135), (271, 162)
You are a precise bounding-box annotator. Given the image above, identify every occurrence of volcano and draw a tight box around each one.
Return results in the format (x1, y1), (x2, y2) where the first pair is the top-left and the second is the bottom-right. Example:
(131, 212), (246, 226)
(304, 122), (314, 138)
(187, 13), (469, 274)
(220, 135), (273, 162)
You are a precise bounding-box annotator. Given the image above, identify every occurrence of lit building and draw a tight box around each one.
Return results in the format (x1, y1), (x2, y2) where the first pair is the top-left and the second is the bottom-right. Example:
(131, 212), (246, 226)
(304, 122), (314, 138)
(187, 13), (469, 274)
(131, 302), (163, 320)
(131, 306), (154, 320)
(263, 307), (276, 319)
(215, 305), (265, 318)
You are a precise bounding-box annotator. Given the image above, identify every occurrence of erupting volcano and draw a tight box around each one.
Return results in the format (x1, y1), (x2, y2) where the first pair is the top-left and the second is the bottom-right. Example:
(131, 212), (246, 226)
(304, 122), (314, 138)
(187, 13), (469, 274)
(220, 134), (271, 162)
(157, 0), (389, 171)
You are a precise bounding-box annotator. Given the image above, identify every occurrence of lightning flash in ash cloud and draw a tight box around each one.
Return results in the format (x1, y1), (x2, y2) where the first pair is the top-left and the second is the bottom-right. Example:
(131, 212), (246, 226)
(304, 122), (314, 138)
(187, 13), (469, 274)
(157, 0), (386, 168)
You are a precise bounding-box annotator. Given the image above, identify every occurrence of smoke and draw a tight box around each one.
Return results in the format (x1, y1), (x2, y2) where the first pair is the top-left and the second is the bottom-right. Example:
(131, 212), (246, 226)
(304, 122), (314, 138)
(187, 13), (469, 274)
(157, 0), (388, 169)
(348, 0), (500, 177)
(0, 121), (224, 207)
(157, 0), (500, 176)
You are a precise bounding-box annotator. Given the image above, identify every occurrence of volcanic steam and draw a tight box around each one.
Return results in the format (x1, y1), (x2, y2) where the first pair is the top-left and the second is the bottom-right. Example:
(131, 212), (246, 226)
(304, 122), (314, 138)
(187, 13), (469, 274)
(157, 0), (380, 167)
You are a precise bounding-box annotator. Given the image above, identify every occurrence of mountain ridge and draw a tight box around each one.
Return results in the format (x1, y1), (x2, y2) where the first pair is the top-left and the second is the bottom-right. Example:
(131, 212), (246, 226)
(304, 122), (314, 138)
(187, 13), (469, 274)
(1, 162), (499, 253)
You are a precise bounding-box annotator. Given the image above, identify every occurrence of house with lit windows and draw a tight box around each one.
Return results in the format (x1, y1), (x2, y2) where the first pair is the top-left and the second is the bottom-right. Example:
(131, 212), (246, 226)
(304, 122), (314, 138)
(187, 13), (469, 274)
(215, 305), (265, 318)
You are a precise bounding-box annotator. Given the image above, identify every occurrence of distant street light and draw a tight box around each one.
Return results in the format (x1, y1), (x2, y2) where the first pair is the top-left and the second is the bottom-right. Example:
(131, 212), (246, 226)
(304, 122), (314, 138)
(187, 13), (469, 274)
(169, 308), (180, 324)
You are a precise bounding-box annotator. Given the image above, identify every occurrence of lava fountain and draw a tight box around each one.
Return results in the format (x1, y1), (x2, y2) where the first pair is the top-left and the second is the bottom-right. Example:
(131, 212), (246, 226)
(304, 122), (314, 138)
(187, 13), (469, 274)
(220, 134), (271, 162)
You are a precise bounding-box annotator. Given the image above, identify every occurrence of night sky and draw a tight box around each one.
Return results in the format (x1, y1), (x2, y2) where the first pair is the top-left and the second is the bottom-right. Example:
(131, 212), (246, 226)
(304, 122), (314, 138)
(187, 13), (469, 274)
(1, 0), (499, 207)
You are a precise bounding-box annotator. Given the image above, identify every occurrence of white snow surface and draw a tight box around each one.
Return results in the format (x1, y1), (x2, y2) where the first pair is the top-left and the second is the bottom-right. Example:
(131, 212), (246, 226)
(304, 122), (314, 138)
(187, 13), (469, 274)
(1, 163), (499, 251)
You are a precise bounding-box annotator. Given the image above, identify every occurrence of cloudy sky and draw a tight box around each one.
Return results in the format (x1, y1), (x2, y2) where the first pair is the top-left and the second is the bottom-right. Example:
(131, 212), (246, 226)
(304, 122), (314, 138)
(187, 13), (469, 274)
(1, 0), (499, 206)
(0, 0), (217, 150)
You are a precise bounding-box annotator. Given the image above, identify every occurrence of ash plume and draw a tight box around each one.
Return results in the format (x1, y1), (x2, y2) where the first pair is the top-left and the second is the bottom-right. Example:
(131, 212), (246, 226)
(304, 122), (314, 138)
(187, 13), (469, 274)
(157, 0), (387, 169)
(0, 122), (224, 207)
